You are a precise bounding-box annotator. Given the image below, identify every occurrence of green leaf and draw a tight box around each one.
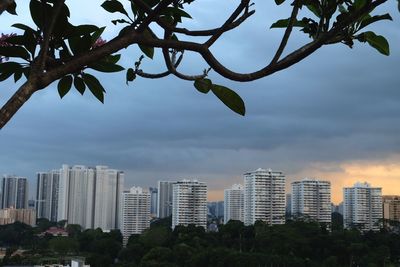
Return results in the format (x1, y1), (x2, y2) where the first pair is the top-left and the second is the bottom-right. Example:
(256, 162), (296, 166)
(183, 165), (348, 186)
(211, 85), (245, 116)
(271, 18), (307, 28)
(89, 61), (124, 73)
(91, 27), (106, 45)
(138, 30), (155, 59)
(6, 1), (17, 15)
(194, 79), (212, 94)
(354, 0), (367, 10)
(82, 73), (105, 103)
(57, 75), (73, 98)
(306, 4), (321, 18)
(73, 76), (86, 95)
(359, 14), (392, 30)
(126, 68), (136, 84)
(14, 70), (23, 82)
(12, 23), (35, 32)
(358, 31), (390, 56)
(0, 46), (30, 60)
(101, 0), (129, 16)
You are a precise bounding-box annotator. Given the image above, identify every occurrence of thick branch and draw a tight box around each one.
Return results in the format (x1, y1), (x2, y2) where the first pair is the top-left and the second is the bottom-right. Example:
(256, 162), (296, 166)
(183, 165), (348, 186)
(0, 0), (13, 15)
(0, 81), (38, 128)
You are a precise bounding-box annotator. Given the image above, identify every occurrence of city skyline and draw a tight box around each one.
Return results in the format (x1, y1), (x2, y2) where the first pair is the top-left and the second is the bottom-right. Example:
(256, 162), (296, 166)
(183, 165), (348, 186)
(1, 2), (400, 206)
(2, 163), (400, 204)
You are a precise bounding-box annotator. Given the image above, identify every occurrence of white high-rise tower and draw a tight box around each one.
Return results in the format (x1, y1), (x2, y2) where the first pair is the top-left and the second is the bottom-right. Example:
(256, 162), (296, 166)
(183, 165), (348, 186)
(343, 182), (382, 231)
(172, 180), (207, 229)
(291, 178), (331, 224)
(224, 184), (244, 223)
(121, 187), (150, 245)
(244, 168), (285, 226)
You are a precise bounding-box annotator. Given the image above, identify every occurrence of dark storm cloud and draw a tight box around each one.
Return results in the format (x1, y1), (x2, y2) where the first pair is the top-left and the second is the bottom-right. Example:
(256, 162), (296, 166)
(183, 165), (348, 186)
(1, 1), (400, 195)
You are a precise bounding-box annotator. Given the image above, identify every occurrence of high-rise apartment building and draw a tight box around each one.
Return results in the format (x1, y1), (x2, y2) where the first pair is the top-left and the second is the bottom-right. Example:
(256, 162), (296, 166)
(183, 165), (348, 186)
(224, 184), (244, 223)
(157, 181), (175, 218)
(244, 168), (286, 226)
(172, 180), (207, 229)
(149, 187), (158, 218)
(291, 178), (331, 224)
(93, 166), (124, 230)
(121, 187), (150, 245)
(1, 175), (28, 209)
(382, 195), (400, 222)
(57, 164), (124, 230)
(343, 182), (382, 231)
(36, 170), (60, 221)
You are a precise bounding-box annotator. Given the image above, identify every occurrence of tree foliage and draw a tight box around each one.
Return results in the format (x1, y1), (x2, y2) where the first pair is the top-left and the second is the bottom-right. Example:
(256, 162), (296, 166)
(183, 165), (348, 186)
(0, 0), (397, 128)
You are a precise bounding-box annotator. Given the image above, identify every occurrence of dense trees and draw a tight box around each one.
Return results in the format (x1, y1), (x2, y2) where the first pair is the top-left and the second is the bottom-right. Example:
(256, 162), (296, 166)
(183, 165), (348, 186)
(1, 218), (399, 266)
(0, 0), (397, 128)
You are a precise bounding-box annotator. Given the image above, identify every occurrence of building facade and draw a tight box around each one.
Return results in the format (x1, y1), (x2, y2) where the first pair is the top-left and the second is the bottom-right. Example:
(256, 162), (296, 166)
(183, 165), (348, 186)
(0, 208), (36, 226)
(36, 170), (60, 222)
(157, 181), (175, 218)
(291, 178), (331, 224)
(57, 164), (124, 230)
(244, 168), (286, 226)
(382, 195), (400, 222)
(343, 182), (382, 231)
(121, 187), (150, 245)
(172, 180), (207, 229)
(224, 184), (244, 223)
(149, 187), (158, 218)
(1, 175), (28, 209)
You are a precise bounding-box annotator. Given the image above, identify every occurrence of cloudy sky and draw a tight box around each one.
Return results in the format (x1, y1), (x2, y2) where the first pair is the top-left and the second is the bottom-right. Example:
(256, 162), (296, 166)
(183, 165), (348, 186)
(1, 0), (400, 203)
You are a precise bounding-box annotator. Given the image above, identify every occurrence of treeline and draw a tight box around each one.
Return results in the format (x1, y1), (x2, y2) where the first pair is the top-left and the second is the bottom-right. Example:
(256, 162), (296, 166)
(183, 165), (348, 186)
(0, 216), (400, 267)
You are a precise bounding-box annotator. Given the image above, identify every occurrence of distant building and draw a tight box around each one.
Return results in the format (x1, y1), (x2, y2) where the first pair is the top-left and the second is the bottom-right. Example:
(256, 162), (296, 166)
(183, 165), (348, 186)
(93, 166), (124, 231)
(149, 187), (158, 218)
(172, 180), (207, 229)
(36, 170), (60, 221)
(208, 201), (224, 218)
(28, 199), (35, 210)
(121, 187), (150, 245)
(382, 195), (400, 223)
(291, 178), (331, 224)
(1, 175), (28, 209)
(286, 193), (292, 217)
(57, 164), (124, 230)
(224, 184), (244, 223)
(244, 168), (286, 226)
(40, 226), (69, 237)
(343, 182), (382, 231)
(0, 208), (36, 226)
(157, 181), (176, 218)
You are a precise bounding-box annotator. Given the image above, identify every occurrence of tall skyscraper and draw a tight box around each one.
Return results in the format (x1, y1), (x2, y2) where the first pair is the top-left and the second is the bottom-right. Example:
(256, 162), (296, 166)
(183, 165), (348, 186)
(57, 164), (124, 230)
(172, 180), (207, 229)
(224, 184), (244, 223)
(157, 181), (175, 218)
(149, 187), (158, 218)
(343, 182), (382, 232)
(36, 170), (60, 221)
(121, 187), (150, 245)
(291, 178), (331, 224)
(1, 175), (28, 209)
(382, 195), (400, 222)
(244, 168), (286, 226)
(93, 166), (124, 231)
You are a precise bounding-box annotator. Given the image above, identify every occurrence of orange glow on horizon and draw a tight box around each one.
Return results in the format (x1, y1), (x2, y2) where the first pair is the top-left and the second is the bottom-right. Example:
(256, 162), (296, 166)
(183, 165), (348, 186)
(207, 159), (400, 204)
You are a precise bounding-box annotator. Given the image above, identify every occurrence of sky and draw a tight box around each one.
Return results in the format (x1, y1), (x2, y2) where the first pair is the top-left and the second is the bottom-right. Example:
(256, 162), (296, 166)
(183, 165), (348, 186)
(1, 0), (400, 204)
